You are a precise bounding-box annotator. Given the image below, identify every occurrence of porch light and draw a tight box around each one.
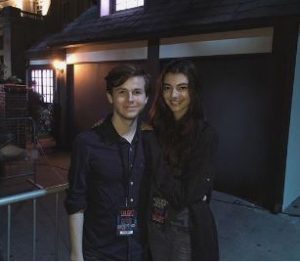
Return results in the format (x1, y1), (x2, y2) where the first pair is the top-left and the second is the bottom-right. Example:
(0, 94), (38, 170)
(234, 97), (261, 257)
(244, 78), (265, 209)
(52, 60), (66, 73)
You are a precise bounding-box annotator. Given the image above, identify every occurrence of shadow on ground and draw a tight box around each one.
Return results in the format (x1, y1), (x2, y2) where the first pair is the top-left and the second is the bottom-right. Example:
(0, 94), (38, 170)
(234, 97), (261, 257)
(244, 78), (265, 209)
(0, 150), (300, 260)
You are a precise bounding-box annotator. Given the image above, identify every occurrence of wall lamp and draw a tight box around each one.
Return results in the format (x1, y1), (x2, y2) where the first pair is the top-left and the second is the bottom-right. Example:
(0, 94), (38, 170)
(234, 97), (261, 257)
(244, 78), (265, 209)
(53, 60), (66, 73)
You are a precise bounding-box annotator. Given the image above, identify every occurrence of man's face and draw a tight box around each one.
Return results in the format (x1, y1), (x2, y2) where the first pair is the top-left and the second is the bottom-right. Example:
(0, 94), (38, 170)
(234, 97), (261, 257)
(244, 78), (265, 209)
(107, 76), (148, 121)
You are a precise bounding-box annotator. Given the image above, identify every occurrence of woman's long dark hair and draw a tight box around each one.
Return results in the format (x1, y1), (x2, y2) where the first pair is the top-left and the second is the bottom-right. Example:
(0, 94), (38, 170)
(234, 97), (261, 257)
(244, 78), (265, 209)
(149, 59), (205, 170)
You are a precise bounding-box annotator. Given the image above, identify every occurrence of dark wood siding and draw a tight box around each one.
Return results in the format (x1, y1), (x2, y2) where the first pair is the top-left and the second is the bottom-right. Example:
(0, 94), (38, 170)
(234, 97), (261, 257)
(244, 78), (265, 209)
(72, 61), (149, 133)
(162, 54), (274, 208)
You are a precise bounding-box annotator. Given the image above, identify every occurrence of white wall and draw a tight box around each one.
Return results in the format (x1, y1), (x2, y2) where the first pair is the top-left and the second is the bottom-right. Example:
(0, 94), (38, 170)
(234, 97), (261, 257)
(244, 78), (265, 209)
(159, 27), (273, 58)
(63, 28), (273, 64)
(283, 28), (300, 210)
(66, 41), (148, 63)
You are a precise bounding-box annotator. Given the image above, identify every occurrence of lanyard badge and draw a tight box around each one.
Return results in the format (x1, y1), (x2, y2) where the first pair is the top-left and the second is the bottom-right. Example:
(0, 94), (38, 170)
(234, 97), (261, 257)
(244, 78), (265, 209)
(151, 197), (169, 224)
(117, 208), (137, 236)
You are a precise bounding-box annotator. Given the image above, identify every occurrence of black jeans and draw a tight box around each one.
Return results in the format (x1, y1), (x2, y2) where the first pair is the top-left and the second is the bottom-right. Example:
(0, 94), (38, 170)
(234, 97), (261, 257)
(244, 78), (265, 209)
(149, 222), (191, 261)
(83, 236), (144, 261)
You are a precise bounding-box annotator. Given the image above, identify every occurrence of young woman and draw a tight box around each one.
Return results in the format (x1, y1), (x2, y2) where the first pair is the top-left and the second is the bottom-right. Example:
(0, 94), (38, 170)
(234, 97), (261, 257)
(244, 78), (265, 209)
(147, 59), (219, 260)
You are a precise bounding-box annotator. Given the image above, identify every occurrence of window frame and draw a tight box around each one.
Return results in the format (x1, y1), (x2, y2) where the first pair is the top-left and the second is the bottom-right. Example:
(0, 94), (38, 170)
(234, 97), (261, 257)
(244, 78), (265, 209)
(29, 66), (56, 104)
(111, 0), (144, 13)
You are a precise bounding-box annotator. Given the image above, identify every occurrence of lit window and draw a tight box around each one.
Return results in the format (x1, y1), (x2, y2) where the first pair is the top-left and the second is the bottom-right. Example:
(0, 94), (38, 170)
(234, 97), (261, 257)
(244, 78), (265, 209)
(100, 0), (110, 16)
(115, 0), (144, 11)
(31, 69), (54, 104)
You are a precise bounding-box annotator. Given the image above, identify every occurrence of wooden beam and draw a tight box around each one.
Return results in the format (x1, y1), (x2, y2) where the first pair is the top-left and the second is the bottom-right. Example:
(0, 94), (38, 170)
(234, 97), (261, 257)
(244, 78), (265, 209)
(267, 18), (299, 213)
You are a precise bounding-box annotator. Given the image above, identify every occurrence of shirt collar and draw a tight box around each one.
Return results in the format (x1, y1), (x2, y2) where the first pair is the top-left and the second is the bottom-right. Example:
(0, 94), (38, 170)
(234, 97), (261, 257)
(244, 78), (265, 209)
(95, 114), (140, 145)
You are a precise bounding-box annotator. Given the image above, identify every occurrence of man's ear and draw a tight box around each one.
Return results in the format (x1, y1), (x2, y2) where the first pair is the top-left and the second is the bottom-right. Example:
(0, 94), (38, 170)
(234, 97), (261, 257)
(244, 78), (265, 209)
(106, 92), (113, 104)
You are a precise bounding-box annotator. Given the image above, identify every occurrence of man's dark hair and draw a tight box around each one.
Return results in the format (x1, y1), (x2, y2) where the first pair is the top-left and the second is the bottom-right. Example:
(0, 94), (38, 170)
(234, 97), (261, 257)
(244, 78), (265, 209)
(105, 64), (150, 95)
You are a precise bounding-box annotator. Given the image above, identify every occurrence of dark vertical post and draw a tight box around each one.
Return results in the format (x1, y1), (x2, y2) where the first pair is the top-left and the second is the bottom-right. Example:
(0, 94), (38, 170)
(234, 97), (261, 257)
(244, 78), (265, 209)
(52, 69), (61, 147)
(146, 38), (160, 116)
(66, 64), (74, 148)
(59, 65), (68, 149)
(268, 19), (299, 213)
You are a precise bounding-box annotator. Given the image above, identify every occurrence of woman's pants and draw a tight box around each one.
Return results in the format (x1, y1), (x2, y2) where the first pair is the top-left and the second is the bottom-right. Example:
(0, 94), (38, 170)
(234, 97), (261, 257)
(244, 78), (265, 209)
(149, 223), (191, 261)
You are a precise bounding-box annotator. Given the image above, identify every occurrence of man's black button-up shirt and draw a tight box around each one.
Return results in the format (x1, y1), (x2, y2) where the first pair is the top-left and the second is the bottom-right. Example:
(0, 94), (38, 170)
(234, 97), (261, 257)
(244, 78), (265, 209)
(65, 115), (148, 260)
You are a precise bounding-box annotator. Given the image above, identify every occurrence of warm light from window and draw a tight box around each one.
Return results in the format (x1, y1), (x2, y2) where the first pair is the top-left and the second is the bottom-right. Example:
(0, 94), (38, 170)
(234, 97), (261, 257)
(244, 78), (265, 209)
(13, 0), (23, 10)
(39, 0), (51, 15)
(116, 0), (144, 11)
(1, 0), (51, 15)
(53, 60), (66, 72)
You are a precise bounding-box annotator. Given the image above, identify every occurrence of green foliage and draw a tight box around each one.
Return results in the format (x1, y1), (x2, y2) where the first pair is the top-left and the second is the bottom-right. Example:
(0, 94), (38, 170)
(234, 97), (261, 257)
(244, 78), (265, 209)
(0, 62), (23, 84)
(5, 75), (23, 84)
(0, 63), (6, 83)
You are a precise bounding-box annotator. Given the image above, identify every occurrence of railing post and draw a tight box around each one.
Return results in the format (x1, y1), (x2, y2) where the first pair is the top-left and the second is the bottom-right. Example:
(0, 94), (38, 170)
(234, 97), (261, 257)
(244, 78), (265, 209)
(7, 205), (11, 261)
(0, 184), (68, 260)
(33, 199), (37, 260)
(55, 193), (59, 260)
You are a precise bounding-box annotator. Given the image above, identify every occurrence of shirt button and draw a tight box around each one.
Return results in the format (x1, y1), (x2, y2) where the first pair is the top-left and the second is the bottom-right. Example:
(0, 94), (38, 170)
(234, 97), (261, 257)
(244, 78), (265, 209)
(130, 164), (133, 168)
(130, 181), (134, 186)
(130, 198), (134, 203)
(129, 147), (133, 152)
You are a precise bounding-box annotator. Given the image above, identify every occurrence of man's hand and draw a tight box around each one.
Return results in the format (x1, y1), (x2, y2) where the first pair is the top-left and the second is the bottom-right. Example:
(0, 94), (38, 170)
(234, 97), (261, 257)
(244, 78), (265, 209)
(70, 251), (84, 261)
(69, 211), (84, 261)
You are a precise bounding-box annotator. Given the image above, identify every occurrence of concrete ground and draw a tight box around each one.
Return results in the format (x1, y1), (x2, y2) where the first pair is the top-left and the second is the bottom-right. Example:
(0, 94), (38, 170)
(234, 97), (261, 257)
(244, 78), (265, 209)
(0, 149), (300, 261)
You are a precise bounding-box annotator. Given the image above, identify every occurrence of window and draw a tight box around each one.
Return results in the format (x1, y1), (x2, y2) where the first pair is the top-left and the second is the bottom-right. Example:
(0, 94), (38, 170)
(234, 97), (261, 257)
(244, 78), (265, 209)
(31, 69), (54, 104)
(34, 0), (51, 15)
(115, 0), (144, 11)
(36, 0), (43, 15)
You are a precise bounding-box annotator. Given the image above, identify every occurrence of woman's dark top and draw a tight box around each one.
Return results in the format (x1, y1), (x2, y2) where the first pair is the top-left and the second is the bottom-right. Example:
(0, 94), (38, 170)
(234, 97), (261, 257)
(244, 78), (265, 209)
(143, 120), (219, 260)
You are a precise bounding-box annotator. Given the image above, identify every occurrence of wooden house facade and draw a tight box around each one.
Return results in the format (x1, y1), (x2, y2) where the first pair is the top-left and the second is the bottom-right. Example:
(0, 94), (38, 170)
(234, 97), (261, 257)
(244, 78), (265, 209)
(26, 0), (300, 213)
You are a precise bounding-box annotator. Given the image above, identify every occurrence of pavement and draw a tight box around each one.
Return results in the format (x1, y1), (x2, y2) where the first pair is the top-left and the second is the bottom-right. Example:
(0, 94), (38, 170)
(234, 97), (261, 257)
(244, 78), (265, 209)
(0, 146), (300, 261)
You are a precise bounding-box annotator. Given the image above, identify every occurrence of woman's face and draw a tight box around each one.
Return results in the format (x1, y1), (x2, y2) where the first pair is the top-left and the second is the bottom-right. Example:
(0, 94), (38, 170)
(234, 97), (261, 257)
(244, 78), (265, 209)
(162, 72), (191, 120)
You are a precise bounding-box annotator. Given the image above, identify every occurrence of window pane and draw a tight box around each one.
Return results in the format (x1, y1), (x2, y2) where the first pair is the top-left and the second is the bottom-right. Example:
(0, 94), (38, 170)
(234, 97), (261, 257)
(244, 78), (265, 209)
(30, 69), (54, 104)
(116, 0), (143, 11)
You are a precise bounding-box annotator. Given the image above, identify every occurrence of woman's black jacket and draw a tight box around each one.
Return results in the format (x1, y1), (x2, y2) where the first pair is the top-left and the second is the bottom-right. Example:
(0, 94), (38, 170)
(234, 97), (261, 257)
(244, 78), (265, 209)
(142, 120), (219, 260)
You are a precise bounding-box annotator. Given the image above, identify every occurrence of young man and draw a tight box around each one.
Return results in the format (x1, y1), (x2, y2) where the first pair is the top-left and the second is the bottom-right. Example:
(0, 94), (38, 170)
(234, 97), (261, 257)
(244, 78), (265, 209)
(65, 64), (150, 260)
